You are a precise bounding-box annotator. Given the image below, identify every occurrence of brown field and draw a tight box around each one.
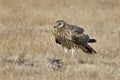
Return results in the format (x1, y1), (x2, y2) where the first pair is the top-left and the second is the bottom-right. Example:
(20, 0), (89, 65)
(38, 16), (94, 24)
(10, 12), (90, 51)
(0, 0), (120, 80)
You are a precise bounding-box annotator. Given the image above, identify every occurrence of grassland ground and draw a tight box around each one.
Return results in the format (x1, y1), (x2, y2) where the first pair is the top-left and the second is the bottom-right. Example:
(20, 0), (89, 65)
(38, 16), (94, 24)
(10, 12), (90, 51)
(0, 0), (120, 80)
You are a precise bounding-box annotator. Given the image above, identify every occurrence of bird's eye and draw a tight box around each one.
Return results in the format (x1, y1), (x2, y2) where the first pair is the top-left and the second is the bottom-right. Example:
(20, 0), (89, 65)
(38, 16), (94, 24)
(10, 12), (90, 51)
(59, 23), (62, 25)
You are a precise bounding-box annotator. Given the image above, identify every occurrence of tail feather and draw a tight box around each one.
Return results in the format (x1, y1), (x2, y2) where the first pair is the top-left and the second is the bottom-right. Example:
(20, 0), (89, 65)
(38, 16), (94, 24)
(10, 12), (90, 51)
(88, 39), (97, 43)
(79, 44), (96, 54)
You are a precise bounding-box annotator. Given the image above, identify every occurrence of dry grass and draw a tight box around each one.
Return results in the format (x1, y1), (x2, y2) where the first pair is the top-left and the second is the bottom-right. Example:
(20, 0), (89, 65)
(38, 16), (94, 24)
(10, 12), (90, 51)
(0, 0), (120, 80)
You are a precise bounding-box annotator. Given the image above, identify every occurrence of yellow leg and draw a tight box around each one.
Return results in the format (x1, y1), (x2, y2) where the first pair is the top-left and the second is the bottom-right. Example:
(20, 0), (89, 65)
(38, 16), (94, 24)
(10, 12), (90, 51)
(62, 48), (68, 62)
(71, 48), (74, 63)
(71, 48), (78, 64)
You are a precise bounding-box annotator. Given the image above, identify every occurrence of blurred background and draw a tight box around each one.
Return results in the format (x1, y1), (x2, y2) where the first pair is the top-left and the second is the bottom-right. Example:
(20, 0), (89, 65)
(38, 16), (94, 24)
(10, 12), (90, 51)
(0, 0), (120, 26)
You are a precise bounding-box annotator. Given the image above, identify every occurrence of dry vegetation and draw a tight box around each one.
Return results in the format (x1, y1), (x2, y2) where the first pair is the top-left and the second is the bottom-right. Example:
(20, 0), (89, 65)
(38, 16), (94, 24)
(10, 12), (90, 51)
(0, 0), (120, 80)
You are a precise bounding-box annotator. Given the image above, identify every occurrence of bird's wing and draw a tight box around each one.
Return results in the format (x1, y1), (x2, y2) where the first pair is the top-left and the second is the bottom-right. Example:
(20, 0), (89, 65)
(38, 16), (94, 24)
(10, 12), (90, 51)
(68, 25), (87, 45)
(71, 30), (87, 45)
(71, 29), (97, 54)
(70, 25), (84, 33)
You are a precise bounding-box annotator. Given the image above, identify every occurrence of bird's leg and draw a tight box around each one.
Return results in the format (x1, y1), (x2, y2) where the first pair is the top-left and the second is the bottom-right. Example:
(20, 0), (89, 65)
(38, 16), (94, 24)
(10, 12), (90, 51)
(71, 48), (75, 63)
(71, 48), (78, 64)
(62, 48), (68, 62)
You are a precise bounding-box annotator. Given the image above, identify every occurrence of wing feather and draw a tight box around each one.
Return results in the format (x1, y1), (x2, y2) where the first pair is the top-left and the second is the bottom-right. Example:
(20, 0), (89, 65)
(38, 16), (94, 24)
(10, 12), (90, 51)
(70, 25), (97, 54)
(70, 25), (84, 33)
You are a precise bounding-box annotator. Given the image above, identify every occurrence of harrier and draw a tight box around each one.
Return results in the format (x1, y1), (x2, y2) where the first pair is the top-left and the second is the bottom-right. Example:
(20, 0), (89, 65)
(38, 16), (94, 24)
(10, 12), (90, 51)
(52, 20), (96, 63)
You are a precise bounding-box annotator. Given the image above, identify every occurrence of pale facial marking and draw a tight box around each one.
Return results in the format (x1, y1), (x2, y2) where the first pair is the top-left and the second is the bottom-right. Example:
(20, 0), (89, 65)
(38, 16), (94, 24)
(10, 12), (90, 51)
(55, 22), (64, 28)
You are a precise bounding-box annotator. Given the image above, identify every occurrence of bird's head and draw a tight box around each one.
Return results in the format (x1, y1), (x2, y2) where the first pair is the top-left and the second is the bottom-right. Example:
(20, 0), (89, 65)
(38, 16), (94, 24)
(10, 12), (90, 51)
(54, 20), (65, 29)
(52, 20), (66, 36)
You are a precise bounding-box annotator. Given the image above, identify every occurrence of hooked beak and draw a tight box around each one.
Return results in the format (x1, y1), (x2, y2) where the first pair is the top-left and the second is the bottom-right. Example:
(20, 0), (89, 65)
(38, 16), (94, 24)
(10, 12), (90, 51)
(53, 23), (59, 29)
(53, 25), (57, 29)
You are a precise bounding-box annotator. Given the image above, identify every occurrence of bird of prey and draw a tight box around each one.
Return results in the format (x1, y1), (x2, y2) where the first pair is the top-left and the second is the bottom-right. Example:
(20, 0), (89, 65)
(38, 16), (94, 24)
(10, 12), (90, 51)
(52, 20), (96, 63)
